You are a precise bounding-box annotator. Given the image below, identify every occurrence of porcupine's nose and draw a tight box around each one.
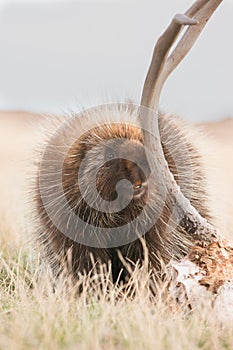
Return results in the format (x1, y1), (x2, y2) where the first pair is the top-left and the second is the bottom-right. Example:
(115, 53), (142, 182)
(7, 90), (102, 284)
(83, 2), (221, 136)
(119, 158), (148, 200)
(133, 178), (148, 198)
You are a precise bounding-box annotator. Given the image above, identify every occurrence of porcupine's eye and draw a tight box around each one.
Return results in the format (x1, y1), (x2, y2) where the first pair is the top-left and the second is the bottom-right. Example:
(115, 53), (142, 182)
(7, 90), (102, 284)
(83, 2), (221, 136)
(107, 152), (115, 160)
(104, 149), (116, 167)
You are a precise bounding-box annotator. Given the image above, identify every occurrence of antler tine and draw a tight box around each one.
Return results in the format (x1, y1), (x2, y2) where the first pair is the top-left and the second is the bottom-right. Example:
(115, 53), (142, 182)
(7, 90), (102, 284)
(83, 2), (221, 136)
(140, 0), (223, 112)
(165, 0), (223, 83)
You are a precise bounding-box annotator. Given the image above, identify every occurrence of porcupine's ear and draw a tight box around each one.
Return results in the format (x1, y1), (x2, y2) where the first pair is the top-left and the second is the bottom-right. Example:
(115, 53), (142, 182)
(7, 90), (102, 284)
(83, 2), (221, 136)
(139, 0), (223, 242)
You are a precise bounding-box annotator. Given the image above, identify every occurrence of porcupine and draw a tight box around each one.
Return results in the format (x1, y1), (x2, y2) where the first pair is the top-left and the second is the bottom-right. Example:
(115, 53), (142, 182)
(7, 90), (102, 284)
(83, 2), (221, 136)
(31, 103), (211, 287)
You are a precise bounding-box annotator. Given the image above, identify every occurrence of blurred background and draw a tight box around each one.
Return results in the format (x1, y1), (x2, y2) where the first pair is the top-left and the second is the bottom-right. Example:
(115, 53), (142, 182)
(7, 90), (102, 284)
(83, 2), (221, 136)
(0, 0), (232, 122)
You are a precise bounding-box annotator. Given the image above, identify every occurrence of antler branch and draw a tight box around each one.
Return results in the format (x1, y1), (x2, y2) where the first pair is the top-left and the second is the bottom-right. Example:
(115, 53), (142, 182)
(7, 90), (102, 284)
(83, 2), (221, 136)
(141, 0), (223, 112)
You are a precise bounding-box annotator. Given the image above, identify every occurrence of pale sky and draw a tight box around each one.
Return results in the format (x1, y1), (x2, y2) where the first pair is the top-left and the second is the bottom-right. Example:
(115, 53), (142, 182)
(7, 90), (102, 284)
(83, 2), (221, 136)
(0, 0), (232, 122)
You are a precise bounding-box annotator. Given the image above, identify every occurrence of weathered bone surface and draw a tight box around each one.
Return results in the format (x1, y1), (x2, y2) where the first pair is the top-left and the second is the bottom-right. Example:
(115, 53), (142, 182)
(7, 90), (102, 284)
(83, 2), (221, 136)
(169, 240), (233, 321)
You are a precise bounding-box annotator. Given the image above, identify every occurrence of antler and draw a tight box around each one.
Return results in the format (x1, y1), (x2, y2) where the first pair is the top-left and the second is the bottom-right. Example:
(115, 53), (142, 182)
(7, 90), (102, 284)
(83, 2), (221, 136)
(140, 0), (223, 112)
(139, 0), (223, 242)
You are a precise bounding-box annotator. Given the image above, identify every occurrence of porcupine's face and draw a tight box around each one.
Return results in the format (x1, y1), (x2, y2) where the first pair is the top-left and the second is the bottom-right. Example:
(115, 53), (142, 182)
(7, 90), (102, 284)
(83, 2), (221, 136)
(63, 123), (151, 227)
(96, 139), (150, 204)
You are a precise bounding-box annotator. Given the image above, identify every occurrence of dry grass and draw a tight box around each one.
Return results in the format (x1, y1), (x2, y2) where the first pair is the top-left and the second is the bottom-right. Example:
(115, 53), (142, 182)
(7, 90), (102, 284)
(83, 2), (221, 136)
(0, 112), (233, 350)
(1, 225), (233, 350)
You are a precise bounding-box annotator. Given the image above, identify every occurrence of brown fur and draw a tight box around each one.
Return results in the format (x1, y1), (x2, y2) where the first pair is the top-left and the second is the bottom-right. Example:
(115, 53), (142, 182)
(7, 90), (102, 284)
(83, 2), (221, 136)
(32, 104), (211, 285)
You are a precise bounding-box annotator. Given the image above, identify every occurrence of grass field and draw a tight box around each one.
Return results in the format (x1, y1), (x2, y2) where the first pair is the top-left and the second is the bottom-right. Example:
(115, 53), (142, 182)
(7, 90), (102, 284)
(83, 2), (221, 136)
(0, 112), (233, 350)
(1, 226), (233, 350)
